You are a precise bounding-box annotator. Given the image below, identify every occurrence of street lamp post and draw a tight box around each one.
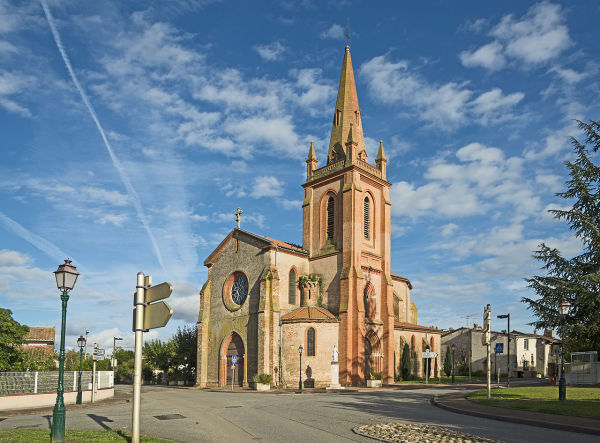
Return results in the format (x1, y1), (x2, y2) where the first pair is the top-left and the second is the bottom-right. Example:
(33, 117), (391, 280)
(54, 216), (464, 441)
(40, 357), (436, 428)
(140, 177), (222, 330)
(558, 299), (571, 402)
(497, 313), (510, 387)
(113, 337), (123, 371)
(451, 344), (456, 384)
(298, 345), (303, 392)
(51, 259), (79, 443)
(76, 335), (86, 405)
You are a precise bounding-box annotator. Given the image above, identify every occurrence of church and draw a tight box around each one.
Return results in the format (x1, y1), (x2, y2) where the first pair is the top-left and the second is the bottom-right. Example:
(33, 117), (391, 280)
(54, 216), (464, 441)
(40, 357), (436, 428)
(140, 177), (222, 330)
(196, 45), (441, 388)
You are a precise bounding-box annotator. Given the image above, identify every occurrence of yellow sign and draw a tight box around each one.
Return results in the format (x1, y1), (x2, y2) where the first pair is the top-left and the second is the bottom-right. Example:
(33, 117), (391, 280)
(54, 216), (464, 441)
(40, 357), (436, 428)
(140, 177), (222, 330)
(143, 301), (173, 330)
(145, 282), (173, 303)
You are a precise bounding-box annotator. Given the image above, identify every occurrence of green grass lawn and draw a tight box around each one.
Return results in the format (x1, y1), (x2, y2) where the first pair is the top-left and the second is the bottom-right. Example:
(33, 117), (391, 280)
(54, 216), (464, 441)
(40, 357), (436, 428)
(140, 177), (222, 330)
(396, 375), (486, 384)
(0, 429), (176, 442)
(467, 386), (600, 418)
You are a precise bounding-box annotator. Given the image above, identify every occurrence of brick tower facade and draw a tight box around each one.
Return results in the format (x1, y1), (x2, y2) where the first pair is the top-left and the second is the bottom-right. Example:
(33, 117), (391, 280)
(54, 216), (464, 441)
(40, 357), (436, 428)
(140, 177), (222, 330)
(302, 45), (395, 385)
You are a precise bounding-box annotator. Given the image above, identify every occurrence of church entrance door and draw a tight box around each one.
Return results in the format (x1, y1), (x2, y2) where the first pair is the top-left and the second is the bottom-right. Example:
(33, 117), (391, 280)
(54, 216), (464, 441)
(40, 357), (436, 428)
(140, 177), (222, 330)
(220, 332), (245, 387)
(364, 331), (383, 381)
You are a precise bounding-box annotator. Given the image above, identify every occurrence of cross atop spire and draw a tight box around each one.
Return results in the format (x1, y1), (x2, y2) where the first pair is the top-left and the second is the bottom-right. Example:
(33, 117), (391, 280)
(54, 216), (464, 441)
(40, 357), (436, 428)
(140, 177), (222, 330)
(235, 207), (243, 229)
(345, 21), (350, 47)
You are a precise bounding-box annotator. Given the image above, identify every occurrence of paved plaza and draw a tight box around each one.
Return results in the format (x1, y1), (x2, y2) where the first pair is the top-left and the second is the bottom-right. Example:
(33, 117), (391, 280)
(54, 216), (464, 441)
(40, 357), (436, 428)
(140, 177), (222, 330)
(1, 385), (598, 442)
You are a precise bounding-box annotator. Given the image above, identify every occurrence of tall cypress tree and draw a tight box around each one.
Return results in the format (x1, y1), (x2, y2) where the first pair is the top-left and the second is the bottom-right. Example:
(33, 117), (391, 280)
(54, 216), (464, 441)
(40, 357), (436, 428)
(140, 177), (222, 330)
(524, 120), (600, 351)
(401, 343), (411, 379)
(443, 345), (452, 376)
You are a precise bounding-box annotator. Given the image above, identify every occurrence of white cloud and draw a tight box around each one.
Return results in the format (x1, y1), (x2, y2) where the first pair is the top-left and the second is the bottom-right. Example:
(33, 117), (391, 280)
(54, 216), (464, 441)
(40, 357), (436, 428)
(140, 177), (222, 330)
(320, 24), (345, 40)
(460, 42), (506, 71)
(0, 71), (34, 117)
(83, 186), (129, 206)
(0, 249), (29, 266)
(97, 213), (128, 227)
(549, 66), (588, 84)
(254, 41), (286, 61)
(360, 55), (524, 130)
(461, 1), (571, 71)
(250, 176), (284, 198)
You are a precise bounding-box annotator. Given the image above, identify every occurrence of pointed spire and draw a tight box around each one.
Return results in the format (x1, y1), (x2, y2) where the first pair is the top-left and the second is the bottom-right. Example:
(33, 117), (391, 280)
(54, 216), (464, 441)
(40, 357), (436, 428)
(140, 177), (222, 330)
(327, 45), (365, 164)
(307, 141), (317, 161)
(376, 140), (386, 161)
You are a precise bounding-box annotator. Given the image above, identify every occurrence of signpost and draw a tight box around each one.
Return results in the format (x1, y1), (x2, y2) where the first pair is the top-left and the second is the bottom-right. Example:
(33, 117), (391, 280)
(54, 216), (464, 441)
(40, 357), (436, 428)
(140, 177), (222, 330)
(421, 351), (438, 384)
(483, 304), (491, 399)
(494, 343), (503, 385)
(132, 273), (173, 443)
(92, 344), (104, 402)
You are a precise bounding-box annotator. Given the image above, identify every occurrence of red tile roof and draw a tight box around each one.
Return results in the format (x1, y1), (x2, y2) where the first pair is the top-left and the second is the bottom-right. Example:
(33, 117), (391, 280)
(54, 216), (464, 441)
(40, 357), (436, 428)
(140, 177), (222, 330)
(394, 322), (440, 333)
(281, 306), (338, 322)
(391, 272), (412, 289)
(24, 327), (55, 342)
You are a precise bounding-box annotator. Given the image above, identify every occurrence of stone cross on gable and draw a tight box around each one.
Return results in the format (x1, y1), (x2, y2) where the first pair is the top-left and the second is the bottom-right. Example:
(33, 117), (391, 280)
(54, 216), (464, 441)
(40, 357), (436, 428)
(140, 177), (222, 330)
(235, 207), (243, 229)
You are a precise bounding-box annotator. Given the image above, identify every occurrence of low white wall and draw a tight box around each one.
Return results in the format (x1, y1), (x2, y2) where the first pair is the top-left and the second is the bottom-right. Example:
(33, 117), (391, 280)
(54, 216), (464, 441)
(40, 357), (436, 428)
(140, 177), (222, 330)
(0, 387), (114, 411)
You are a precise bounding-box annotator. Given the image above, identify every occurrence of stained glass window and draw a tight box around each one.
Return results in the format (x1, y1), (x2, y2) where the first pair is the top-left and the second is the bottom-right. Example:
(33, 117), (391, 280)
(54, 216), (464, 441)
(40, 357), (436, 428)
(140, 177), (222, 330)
(231, 274), (248, 305)
(289, 269), (296, 304)
(307, 328), (315, 356)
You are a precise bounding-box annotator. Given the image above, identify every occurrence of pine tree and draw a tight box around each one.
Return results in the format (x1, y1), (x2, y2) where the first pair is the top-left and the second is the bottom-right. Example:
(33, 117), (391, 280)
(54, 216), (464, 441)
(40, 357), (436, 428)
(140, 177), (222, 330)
(401, 343), (411, 379)
(524, 120), (600, 352)
(443, 345), (452, 376)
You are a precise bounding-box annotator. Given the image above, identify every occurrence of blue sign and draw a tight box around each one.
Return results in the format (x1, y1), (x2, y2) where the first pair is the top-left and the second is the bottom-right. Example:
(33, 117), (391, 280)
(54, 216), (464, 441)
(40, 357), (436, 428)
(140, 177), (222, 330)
(231, 355), (237, 364)
(495, 343), (504, 354)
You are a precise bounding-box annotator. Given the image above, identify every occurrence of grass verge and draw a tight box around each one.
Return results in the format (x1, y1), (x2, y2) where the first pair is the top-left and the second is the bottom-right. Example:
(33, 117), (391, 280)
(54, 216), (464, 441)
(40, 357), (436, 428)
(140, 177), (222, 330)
(396, 375), (486, 384)
(0, 429), (176, 442)
(467, 386), (600, 418)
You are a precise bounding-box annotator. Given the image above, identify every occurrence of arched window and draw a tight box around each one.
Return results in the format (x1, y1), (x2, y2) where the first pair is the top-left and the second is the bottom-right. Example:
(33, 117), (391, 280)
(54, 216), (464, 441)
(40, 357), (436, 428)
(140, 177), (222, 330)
(363, 286), (369, 317)
(288, 269), (296, 304)
(326, 197), (335, 240)
(363, 197), (370, 239)
(307, 328), (315, 356)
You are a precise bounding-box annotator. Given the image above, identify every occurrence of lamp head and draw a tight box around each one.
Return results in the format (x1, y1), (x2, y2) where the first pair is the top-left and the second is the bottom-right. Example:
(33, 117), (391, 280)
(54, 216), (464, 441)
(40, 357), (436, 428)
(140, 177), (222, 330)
(77, 335), (86, 348)
(54, 259), (79, 292)
(559, 299), (571, 317)
(298, 345), (303, 355)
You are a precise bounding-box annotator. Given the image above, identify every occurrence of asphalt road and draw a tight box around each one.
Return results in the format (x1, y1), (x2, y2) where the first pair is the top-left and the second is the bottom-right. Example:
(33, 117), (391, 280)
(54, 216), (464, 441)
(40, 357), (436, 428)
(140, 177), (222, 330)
(1, 385), (597, 443)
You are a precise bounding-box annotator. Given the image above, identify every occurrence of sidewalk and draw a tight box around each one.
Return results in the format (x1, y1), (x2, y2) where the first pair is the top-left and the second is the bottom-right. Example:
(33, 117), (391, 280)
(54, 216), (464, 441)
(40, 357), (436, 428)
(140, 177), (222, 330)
(432, 390), (600, 436)
(0, 388), (132, 417)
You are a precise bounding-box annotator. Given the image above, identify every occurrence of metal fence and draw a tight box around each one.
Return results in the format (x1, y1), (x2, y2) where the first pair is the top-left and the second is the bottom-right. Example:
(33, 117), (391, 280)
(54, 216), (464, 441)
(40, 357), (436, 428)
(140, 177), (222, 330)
(0, 371), (113, 396)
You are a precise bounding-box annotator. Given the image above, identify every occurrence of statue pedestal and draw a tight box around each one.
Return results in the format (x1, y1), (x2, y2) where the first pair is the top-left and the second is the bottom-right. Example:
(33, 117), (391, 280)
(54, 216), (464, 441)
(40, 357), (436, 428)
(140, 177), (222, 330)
(326, 361), (343, 390)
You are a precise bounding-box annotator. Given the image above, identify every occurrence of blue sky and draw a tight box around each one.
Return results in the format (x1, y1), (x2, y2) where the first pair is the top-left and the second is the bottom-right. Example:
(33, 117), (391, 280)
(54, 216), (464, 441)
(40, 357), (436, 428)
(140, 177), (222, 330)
(1, 0), (598, 353)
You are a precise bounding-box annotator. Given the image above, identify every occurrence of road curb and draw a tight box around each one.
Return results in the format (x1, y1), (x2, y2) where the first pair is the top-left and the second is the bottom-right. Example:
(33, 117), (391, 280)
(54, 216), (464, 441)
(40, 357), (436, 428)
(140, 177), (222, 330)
(431, 394), (600, 436)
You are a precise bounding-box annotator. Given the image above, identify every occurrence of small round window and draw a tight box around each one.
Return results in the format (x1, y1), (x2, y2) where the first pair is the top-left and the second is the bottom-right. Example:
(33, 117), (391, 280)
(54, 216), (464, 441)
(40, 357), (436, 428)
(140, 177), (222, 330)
(223, 271), (249, 311)
(231, 274), (248, 305)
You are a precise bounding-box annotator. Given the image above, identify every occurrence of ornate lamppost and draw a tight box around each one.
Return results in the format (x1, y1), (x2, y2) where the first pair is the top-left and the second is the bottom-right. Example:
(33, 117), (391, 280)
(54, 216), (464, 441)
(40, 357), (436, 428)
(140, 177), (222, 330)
(497, 313), (510, 387)
(558, 298), (571, 402)
(451, 344), (456, 384)
(51, 259), (79, 443)
(76, 335), (86, 404)
(298, 345), (303, 392)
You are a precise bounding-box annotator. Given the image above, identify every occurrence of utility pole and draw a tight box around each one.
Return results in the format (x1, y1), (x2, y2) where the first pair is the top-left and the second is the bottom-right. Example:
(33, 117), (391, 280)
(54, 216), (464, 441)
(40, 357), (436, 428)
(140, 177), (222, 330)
(84, 330), (89, 358)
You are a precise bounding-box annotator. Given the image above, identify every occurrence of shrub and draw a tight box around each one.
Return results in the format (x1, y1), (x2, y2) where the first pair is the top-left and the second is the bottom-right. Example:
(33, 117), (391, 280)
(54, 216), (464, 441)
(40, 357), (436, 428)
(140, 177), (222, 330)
(254, 373), (272, 384)
(368, 371), (382, 380)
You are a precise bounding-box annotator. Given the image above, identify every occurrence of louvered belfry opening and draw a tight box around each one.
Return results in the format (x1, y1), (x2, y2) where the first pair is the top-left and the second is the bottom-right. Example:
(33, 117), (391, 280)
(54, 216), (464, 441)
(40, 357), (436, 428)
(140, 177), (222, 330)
(326, 197), (334, 240)
(307, 328), (315, 356)
(363, 197), (370, 239)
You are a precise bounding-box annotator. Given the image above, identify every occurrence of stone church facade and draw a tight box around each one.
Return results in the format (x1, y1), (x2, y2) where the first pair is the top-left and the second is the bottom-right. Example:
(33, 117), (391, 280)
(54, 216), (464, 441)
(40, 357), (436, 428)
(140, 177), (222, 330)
(196, 45), (441, 388)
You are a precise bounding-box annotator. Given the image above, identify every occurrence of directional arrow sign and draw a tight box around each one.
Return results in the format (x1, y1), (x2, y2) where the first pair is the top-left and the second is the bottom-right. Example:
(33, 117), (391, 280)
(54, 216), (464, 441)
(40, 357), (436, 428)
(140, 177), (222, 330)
(143, 301), (173, 329)
(145, 282), (173, 303)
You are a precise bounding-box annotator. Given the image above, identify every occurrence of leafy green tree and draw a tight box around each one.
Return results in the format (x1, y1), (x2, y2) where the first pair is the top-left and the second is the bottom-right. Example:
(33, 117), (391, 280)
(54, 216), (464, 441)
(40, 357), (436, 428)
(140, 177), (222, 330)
(524, 120), (600, 352)
(17, 349), (56, 371)
(64, 350), (81, 371)
(0, 308), (29, 371)
(144, 339), (175, 384)
(114, 349), (135, 383)
(443, 345), (452, 376)
(401, 343), (411, 379)
(172, 324), (197, 384)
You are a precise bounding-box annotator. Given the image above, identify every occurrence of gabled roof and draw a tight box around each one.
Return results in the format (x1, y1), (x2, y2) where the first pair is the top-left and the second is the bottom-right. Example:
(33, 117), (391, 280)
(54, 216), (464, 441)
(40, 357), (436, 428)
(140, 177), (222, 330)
(394, 321), (440, 333)
(204, 228), (308, 267)
(391, 272), (412, 289)
(24, 327), (55, 343)
(281, 306), (338, 323)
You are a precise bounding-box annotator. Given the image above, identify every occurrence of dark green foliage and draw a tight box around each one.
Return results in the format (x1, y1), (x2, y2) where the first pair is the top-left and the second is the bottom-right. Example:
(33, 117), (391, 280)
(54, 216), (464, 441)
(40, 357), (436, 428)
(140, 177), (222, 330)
(524, 120), (600, 352)
(401, 343), (411, 379)
(443, 345), (452, 376)
(0, 308), (30, 371)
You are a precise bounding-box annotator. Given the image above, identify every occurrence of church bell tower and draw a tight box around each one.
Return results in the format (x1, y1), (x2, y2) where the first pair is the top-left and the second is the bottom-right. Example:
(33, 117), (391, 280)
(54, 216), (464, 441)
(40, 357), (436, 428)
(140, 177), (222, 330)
(301, 45), (395, 386)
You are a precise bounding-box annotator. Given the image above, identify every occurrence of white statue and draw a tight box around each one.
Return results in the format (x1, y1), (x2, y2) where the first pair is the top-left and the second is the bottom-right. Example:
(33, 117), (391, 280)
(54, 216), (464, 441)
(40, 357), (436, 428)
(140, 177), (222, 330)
(332, 345), (338, 362)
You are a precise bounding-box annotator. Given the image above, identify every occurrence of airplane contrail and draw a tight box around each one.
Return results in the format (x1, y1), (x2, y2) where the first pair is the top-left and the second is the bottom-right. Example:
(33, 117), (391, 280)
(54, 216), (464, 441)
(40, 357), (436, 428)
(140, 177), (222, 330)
(40, 0), (166, 271)
(0, 212), (71, 262)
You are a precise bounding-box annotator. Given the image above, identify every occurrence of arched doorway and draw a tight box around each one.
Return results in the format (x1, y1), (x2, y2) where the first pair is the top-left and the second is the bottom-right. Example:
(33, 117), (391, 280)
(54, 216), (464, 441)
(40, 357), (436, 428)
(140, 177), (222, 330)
(219, 332), (245, 387)
(364, 331), (382, 380)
